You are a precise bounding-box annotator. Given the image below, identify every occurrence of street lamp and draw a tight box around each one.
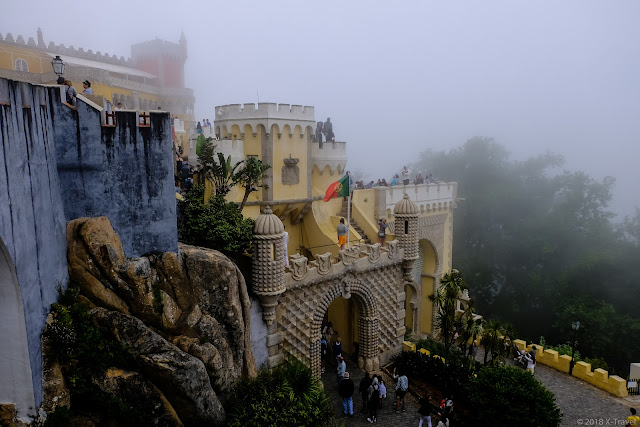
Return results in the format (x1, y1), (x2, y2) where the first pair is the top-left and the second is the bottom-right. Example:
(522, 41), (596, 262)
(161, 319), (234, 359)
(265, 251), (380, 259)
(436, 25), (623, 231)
(569, 320), (580, 375)
(51, 55), (65, 77)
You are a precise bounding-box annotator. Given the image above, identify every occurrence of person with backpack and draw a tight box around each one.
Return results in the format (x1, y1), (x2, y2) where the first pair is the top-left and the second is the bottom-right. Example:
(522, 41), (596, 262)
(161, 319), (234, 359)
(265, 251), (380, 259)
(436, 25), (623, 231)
(367, 376), (380, 423)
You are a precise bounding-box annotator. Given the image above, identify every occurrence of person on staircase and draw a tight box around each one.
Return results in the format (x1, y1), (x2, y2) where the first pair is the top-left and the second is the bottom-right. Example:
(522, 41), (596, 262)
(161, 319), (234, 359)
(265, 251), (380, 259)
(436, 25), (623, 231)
(378, 218), (389, 247)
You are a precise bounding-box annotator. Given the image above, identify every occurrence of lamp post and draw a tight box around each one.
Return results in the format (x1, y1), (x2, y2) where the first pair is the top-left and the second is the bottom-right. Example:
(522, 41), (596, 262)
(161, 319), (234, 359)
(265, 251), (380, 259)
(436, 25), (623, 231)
(51, 55), (65, 78)
(569, 320), (580, 375)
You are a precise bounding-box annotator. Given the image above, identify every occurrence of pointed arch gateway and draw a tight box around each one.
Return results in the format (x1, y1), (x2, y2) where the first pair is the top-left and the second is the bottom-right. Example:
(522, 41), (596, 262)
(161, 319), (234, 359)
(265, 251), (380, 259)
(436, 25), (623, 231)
(310, 274), (380, 375)
(0, 239), (36, 420)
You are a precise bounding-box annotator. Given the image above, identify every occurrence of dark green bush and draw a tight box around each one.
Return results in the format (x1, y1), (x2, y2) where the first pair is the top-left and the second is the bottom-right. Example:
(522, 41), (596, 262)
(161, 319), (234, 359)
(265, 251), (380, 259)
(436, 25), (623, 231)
(178, 186), (255, 258)
(415, 337), (448, 356)
(226, 359), (334, 427)
(392, 350), (480, 398)
(465, 365), (561, 426)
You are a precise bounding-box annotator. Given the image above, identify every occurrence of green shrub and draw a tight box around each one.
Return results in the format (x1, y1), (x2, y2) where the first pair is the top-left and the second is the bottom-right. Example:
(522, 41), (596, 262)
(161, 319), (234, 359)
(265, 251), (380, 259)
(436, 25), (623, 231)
(584, 357), (609, 371)
(415, 337), (447, 356)
(178, 186), (255, 258)
(466, 365), (561, 426)
(226, 359), (334, 427)
(392, 350), (480, 398)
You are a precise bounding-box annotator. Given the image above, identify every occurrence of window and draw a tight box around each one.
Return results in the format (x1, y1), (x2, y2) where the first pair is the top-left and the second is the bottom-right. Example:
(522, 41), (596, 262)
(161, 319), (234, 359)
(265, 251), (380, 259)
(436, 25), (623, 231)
(14, 58), (28, 72)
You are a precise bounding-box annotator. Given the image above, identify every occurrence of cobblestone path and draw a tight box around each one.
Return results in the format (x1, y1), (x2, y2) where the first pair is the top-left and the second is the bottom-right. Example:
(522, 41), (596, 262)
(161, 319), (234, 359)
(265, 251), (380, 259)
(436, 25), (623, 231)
(322, 362), (426, 427)
(534, 363), (633, 426)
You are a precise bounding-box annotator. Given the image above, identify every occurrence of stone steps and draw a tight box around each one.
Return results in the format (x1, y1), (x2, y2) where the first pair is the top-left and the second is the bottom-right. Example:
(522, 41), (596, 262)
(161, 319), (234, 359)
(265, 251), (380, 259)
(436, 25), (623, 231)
(338, 199), (371, 244)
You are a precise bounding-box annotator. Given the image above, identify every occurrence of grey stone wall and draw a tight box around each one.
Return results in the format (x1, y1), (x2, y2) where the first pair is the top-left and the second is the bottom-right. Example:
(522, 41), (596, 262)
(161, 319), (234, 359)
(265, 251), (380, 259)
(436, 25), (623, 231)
(0, 79), (69, 410)
(51, 88), (178, 257)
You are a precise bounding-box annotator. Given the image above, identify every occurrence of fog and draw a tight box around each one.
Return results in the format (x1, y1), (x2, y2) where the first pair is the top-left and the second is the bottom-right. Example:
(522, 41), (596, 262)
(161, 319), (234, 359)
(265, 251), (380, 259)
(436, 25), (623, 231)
(2, 0), (639, 216)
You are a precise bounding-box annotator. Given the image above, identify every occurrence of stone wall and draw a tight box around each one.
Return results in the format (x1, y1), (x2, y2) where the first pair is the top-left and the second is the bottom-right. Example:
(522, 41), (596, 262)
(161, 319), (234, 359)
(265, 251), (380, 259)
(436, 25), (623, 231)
(0, 79), (69, 416)
(51, 88), (177, 257)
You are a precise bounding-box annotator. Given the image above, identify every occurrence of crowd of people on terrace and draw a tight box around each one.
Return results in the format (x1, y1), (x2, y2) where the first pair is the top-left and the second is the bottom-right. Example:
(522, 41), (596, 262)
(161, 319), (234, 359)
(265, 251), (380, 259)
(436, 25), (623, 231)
(354, 166), (438, 190)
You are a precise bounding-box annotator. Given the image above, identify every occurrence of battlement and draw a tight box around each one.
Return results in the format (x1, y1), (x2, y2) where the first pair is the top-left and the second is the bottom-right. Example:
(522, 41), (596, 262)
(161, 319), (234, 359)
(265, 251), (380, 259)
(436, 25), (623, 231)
(310, 140), (347, 174)
(374, 183), (458, 219)
(0, 31), (134, 67)
(285, 241), (403, 287)
(216, 103), (314, 121)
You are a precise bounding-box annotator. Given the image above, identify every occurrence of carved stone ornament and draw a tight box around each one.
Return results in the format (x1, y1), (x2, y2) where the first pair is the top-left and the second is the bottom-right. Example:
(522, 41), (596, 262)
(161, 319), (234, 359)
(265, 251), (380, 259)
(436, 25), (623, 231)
(340, 246), (360, 265)
(342, 281), (352, 299)
(316, 252), (332, 275)
(387, 240), (399, 259)
(368, 244), (381, 263)
(281, 155), (300, 185)
(291, 255), (309, 281)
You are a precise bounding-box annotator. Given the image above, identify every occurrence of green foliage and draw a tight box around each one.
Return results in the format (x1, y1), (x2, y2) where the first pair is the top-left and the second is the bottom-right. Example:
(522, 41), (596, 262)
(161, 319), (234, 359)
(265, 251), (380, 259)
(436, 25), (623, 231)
(392, 350), (480, 398)
(44, 284), (142, 423)
(429, 269), (467, 352)
(178, 186), (255, 257)
(411, 137), (640, 375)
(466, 365), (561, 426)
(414, 337), (447, 356)
(236, 156), (271, 212)
(226, 359), (334, 427)
(480, 319), (506, 365)
(43, 406), (71, 427)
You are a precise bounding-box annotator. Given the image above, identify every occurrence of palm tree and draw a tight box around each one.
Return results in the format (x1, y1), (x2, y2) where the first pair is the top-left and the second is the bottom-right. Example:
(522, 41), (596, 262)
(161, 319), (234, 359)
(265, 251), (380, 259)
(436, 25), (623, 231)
(235, 156), (271, 212)
(429, 269), (466, 352)
(459, 303), (483, 355)
(481, 319), (506, 365)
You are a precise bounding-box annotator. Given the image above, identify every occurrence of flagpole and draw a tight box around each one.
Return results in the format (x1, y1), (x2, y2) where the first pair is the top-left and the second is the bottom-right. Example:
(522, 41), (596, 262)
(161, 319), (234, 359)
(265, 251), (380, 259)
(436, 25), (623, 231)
(346, 192), (351, 248)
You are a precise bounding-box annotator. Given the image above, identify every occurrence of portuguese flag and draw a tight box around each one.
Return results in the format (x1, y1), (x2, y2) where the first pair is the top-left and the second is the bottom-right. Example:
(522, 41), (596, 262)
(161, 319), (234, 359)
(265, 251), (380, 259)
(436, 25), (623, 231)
(323, 175), (350, 202)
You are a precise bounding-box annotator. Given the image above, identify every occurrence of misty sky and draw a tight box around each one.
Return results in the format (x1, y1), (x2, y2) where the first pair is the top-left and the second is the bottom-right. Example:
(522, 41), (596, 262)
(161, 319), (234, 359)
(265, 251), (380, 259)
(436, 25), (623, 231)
(2, 1), (639, 216)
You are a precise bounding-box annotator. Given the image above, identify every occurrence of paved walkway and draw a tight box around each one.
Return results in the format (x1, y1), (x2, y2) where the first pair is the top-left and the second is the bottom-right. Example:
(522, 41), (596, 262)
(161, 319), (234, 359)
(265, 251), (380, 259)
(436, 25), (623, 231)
(322, 362), (425, 426)
(534, 363), (634, 426)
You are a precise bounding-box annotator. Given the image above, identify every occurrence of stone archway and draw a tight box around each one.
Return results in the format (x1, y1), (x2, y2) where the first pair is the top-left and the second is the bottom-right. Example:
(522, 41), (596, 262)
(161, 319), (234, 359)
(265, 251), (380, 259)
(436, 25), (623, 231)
(310, 275), (379, 376)
(0, 239), (35, 420)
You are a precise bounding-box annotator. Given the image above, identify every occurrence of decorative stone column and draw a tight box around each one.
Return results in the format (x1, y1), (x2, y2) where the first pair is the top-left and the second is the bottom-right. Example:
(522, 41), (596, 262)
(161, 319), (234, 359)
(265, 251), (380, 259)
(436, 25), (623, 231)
(394, 193), (419, 336)
(252, 206), (286, 368)
(358, 315), (380, 372)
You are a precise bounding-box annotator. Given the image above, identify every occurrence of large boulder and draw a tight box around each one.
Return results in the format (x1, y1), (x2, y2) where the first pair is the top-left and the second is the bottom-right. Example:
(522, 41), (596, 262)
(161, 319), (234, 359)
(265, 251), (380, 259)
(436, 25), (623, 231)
(53, 217), (258, 423)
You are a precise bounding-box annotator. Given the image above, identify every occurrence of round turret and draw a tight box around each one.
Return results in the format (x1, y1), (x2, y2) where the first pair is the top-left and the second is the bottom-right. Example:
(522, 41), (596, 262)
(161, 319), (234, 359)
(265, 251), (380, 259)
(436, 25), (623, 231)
(394, 193), (419, 215)
(254, 206), (284, 235)
(252, 206), (286, 324)
(394, 193), (419, 261)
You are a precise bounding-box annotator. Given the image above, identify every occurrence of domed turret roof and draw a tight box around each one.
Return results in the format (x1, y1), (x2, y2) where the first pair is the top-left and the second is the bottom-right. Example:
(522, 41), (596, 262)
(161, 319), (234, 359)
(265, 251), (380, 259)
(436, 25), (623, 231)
(394, 193), (418, 215)
(254, 206), (284, 235)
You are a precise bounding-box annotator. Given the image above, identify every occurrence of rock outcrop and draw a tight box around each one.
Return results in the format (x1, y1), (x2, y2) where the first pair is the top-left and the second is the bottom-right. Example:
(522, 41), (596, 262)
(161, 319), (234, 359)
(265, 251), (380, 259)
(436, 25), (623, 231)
(43, 217), (257, 424)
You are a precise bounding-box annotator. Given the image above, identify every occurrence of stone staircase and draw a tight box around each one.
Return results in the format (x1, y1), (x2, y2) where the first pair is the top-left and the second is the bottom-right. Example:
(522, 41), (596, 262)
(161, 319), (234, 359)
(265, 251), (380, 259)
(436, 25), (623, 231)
(338, 198), (371, 244)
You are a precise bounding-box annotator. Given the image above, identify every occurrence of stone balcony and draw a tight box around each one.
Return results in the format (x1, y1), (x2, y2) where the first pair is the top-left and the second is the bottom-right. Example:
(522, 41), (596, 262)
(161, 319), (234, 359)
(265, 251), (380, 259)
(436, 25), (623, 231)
(373, 182), (458, 218)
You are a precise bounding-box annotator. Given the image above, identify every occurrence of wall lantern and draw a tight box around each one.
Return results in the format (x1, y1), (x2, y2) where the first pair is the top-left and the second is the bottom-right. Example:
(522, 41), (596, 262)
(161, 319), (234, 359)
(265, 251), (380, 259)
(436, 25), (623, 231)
(51, 55), (65, 76)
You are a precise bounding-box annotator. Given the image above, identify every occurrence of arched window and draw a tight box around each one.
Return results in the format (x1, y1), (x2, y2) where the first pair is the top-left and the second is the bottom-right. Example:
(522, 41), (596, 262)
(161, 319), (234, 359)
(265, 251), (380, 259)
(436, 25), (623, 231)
(14, 58), (28, 72)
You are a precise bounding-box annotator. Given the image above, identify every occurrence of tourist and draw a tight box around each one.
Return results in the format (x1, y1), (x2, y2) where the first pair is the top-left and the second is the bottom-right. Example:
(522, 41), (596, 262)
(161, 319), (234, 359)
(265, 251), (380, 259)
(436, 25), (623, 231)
(417, 395), (433, 427)
(626, 408), (640, 426)
(337, 218), (347, 250)
(529, 345), (537, 364)
(436, 415), (450, 427)
(64, 80), (77, 106)
(197, 121), (202, 134)
(402, 166), (410, 185)
(320, 337), (328, 373)
(378, 218), (389, 247)
(82, 80), (94, 94)
(323, 117), (334, 142)
(393, 368), (408, 413)
(381, 178), (389, 187)
(359, 372), (373, 414)
(391, 174), (399, 186)
(337, 356), (346, 382)
(414, 173), (424, 185)
(333, 337), (343, 363)
(377, 375), (387, 408)
(339, 372), (355, 416)
(115, 102), (123, 110)
(315, 121), (323, 147)
(524, 351), (535, 374)
(443, 395), (453, 418)
(469, 339), (478, 359)
(366, 376), (380, 423)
